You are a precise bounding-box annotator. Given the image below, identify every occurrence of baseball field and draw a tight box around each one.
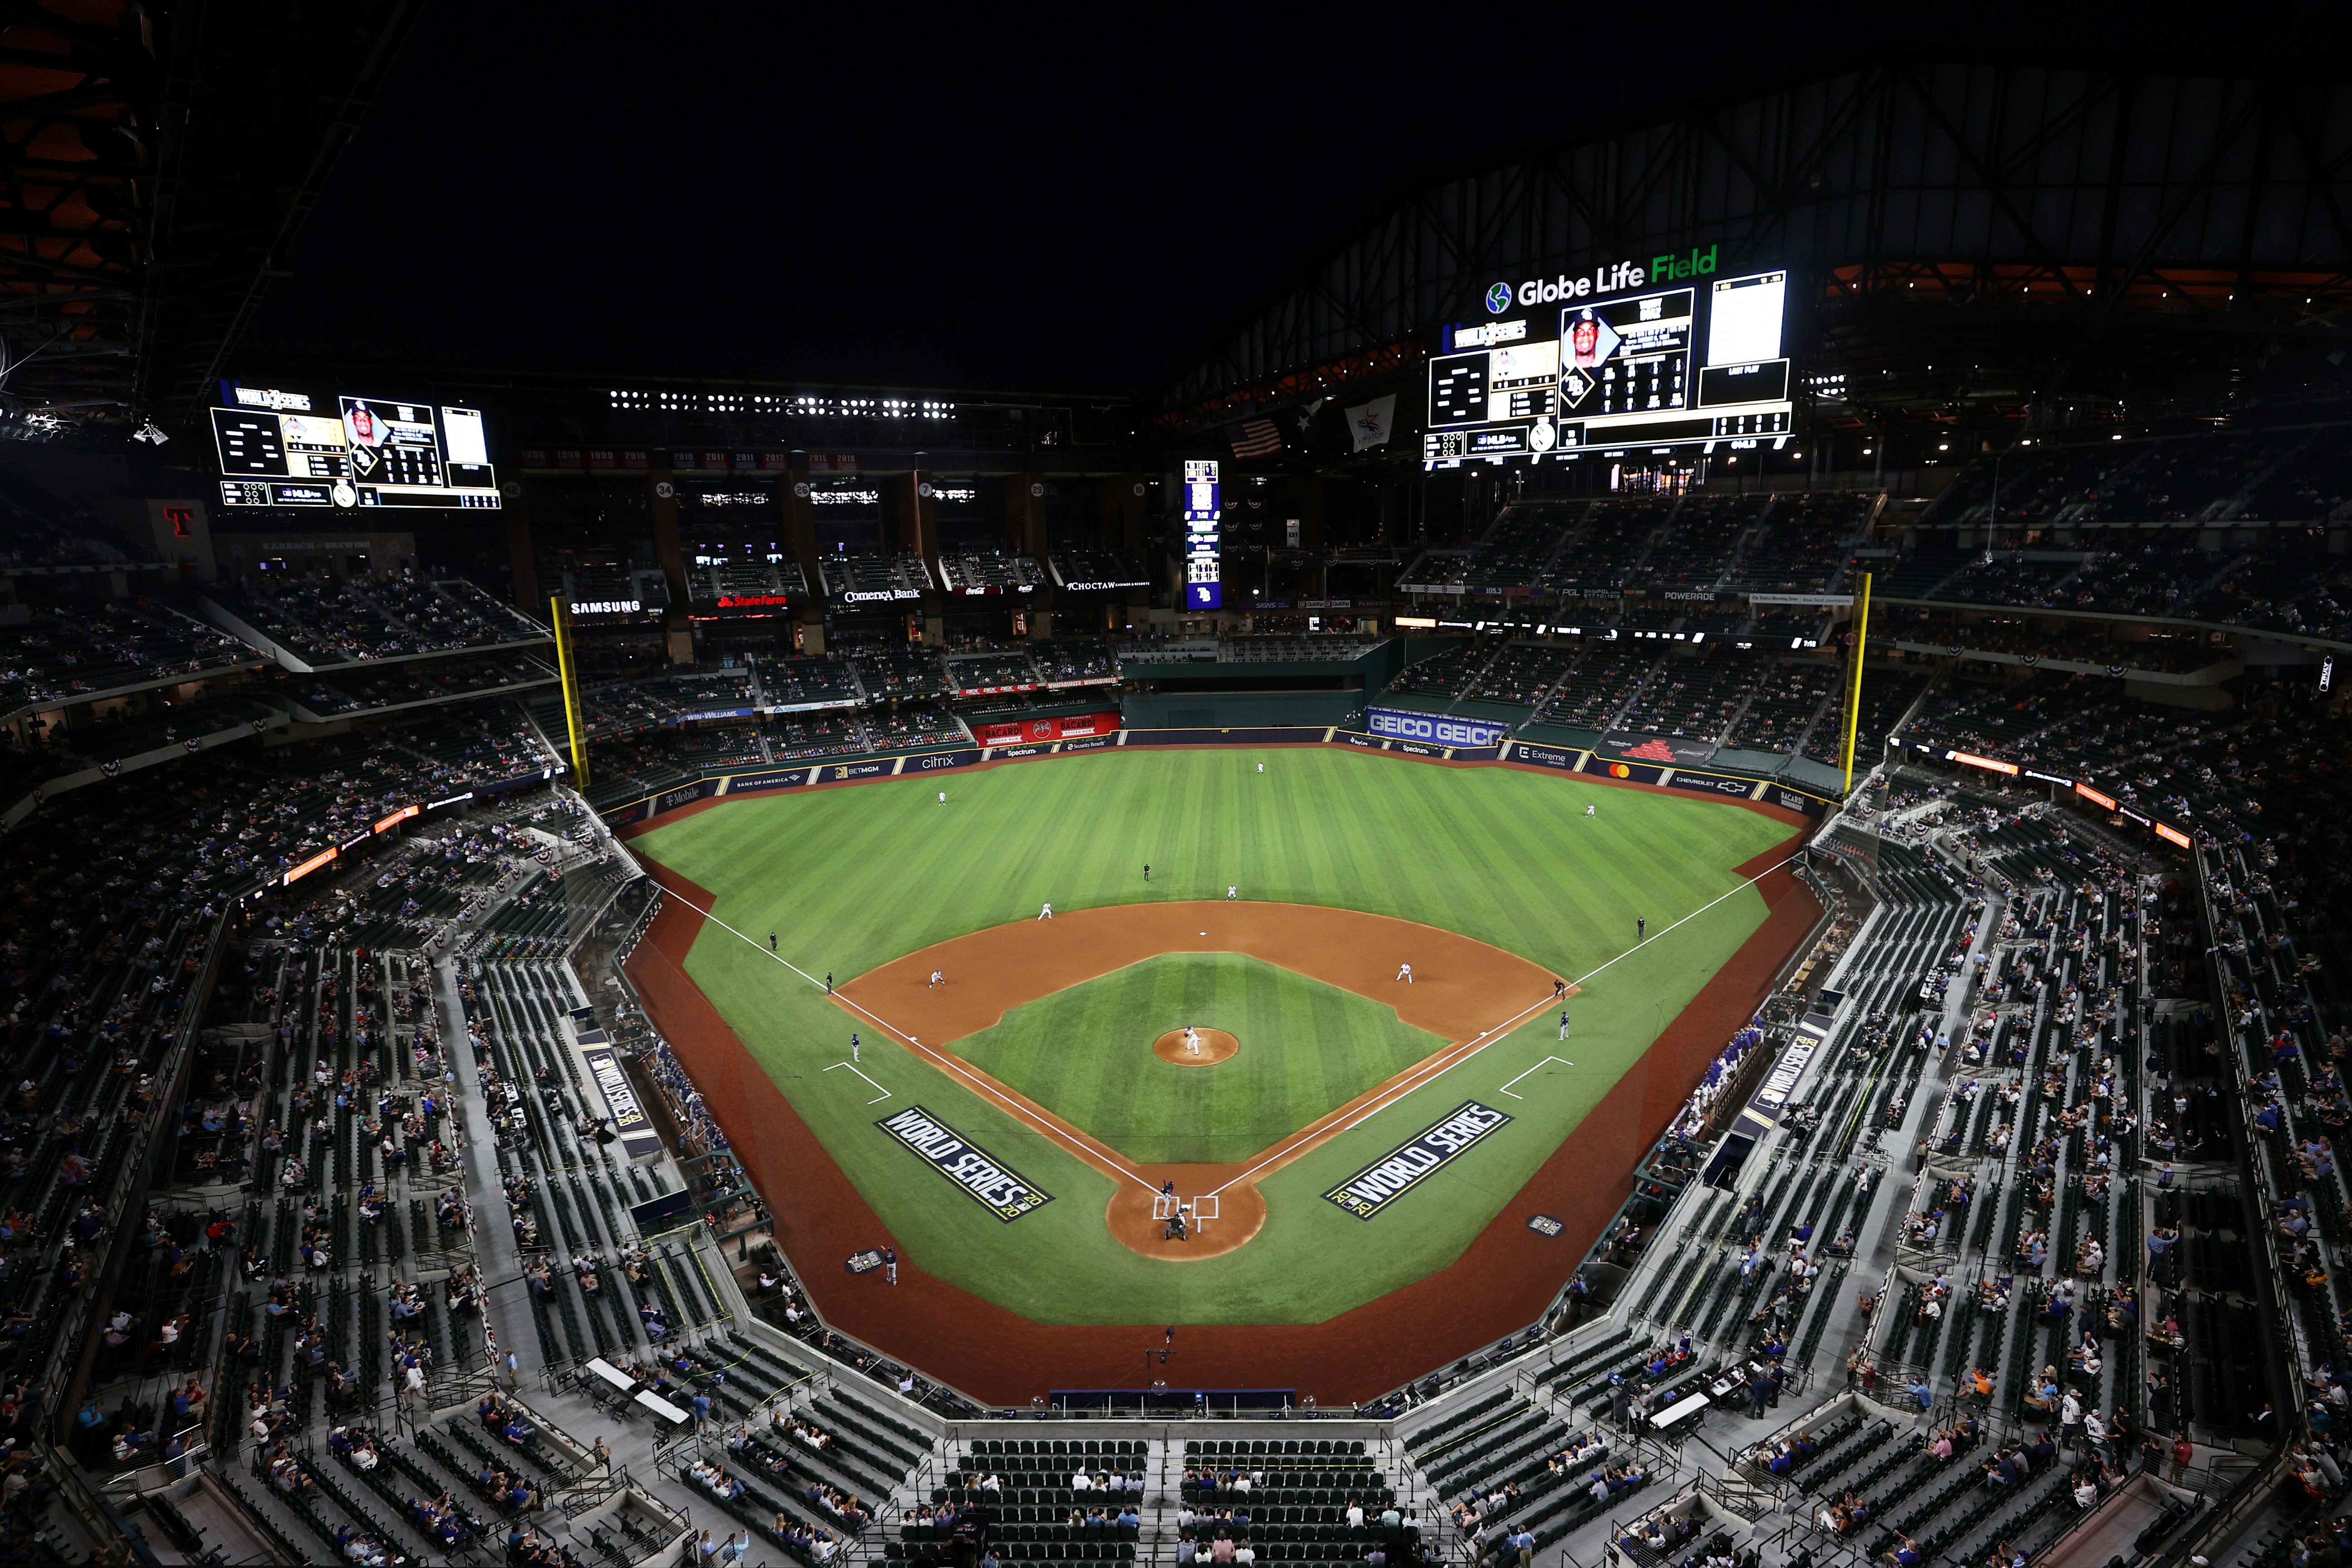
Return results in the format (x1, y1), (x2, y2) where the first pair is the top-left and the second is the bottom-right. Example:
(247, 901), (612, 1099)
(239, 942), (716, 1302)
(622, 743), (1815, 1400)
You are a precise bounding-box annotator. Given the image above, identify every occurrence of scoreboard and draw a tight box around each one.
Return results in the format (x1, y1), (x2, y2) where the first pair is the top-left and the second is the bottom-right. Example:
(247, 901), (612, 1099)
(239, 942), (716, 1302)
(1423, 249), (1793, 468)
(1182, 459), (1221, 610)
(211, 383), (501, 509)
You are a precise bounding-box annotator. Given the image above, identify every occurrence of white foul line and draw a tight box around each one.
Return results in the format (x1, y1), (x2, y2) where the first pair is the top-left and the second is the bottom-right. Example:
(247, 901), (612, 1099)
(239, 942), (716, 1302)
(1500, 1057), (1576, 1099)
(823, 1061), (893, 1105)
(1204, 853), (1796, 1197)
(652, 884), (1164, 1193)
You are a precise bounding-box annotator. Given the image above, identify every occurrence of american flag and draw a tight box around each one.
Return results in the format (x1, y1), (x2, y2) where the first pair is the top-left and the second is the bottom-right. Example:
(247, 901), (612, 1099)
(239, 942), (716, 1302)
(1229, 417), (1282, 459)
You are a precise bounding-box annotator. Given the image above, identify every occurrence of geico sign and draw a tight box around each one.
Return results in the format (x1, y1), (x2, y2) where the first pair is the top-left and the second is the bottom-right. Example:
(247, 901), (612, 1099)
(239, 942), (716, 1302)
(1368, 710), (1505, 747)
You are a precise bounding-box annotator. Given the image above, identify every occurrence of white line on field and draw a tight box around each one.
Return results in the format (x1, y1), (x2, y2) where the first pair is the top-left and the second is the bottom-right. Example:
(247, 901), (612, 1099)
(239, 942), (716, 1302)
(823, 1061), (893, 1105)
(652, 884), (1164, 1193)
(1202, 853), (1796, 1198)
(1500, 1057), (1576, 1099)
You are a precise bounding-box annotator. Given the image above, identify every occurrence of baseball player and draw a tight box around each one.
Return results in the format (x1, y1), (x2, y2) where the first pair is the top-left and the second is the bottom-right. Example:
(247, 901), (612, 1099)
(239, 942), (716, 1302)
(1185, 1027), (1201, 1056)
(882, 1246), (897, 1285)
(1143, 864), (1150, 882)
(1038, 902), (1053, 920)
(1553, 977), (1568, 1000)
(1226, 886), (1238, 900)
(1585, 803), (1596, 817)
(1396, 963), (1413, 984)
(929, 970), (943, 989)
(1256, 762), (1264, 774)
(938, 791), (946, 805)
(851, 1032), (861, 1063)
(1559, 1011), (1572, 1041)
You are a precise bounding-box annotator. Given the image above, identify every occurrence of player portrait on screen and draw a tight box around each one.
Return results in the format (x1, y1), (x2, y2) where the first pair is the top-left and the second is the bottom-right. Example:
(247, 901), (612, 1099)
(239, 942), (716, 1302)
(1569, 314), (1602, 368)
(343, 401), (386, 449)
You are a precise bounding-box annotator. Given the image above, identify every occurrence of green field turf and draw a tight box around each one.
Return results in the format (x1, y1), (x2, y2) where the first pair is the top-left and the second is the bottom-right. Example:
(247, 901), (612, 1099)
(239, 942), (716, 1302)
(951, 953), (1448, 1164)
(632, 747), (1796, 1324)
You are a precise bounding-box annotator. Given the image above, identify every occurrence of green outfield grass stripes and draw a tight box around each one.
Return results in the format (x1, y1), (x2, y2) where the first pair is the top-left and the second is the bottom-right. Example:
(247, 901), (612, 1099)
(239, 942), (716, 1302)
(952, 954), (1446, 1165)
(635, 748), (1793, 1325)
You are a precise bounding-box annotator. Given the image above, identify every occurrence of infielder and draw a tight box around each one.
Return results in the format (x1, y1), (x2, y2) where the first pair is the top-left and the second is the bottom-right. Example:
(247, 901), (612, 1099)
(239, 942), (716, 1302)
(929, 970), (943, 989)
(1226, 886), (1238, 900)
(1396, 963), (1413, 984)
(1038, 902), (1053, 920)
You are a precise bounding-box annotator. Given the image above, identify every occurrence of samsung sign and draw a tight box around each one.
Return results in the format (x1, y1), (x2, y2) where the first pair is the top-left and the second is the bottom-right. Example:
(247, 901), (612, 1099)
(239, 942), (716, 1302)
(1366, 707), (1509, 748)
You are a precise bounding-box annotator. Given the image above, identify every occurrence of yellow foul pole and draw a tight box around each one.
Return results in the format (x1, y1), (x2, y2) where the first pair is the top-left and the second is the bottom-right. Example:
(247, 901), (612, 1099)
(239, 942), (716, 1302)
(550, 595), (590, 789)
(1839, 571), (1873, 794)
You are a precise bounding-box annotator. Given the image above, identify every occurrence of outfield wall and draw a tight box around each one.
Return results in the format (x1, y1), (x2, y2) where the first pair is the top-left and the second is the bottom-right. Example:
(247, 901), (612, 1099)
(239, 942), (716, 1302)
(594, 723), (1840, 828)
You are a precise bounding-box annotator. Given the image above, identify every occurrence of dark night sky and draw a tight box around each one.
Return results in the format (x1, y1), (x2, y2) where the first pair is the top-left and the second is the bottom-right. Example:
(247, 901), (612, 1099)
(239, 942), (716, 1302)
(239, 5), (2333, 396)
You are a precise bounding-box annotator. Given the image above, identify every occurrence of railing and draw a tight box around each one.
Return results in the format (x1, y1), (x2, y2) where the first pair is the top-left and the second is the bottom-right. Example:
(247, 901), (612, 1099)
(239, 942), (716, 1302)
(555, 1460), (634, 1520)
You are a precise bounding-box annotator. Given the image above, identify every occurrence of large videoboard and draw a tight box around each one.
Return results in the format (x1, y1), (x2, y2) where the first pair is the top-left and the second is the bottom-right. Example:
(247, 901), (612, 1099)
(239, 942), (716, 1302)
(210, 383), (501, 510)
(1423, 249), (1792, 468)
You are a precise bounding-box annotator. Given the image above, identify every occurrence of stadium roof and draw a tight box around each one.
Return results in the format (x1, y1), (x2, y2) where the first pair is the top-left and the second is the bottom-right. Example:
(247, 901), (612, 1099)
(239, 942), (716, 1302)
(1147, 46), (2352, 434)
(0, 0), (421, 435)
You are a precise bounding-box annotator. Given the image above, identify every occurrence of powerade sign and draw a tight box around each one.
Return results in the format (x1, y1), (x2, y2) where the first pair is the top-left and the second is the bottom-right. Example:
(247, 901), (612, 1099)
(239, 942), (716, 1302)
(1366, 707), (1509, 748)
(1323, 1101), (1512, 1220)
(1486, 247), (1719, 311)
(876, 1106), (1053, 1222)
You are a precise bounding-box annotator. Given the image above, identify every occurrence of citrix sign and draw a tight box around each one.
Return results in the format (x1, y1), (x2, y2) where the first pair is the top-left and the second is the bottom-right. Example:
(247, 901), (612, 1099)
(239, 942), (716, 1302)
(1486, 246), (1720, 311)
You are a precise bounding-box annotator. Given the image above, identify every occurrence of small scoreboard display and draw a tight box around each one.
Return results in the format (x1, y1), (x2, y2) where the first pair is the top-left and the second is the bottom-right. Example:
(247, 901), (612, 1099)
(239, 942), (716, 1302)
(1182, 458), (1222, 610)
(211, 383), (501, 510)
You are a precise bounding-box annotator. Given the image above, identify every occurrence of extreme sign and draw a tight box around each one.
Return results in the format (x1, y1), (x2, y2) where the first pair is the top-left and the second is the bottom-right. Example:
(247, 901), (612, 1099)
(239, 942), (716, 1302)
(1322, 1101), (1513, 1220)
(875, 1106), (1054, 1222)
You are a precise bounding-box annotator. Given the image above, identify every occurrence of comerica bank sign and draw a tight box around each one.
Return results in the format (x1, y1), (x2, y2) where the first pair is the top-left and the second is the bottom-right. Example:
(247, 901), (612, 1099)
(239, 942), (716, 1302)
(1489, 246), (1723, 311)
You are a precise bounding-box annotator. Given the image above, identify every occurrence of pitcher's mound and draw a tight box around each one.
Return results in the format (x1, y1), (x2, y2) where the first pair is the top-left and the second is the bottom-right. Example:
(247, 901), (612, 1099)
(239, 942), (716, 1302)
(1153, 1027), (1238, 1066)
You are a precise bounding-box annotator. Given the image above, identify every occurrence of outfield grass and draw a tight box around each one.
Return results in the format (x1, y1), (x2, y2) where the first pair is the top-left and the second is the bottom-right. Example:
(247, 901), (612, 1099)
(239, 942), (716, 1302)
(633, 747), (1795, 1324)
(952, 953), (1447, 1164)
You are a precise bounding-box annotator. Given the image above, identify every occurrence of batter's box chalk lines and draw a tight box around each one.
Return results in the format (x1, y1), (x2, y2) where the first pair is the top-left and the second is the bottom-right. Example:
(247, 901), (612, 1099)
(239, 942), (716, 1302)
(823, 1061), (893, 1104)
(658, 883), (1163, 1195)
(1500, 1057), (1576, 1099)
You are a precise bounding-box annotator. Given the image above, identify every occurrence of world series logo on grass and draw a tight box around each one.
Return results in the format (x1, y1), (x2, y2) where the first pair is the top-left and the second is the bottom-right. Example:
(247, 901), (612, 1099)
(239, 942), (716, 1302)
(1323, 1101), (1513, 1220)
(876, 1106), (1054, 1222)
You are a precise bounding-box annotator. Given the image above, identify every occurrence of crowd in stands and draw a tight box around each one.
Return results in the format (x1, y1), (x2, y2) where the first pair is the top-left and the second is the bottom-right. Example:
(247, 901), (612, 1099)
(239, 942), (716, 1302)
(211, 570), (547, 664)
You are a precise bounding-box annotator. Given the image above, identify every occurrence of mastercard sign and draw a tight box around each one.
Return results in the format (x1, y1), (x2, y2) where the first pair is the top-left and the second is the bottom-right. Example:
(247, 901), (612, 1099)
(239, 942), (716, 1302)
(1610, 763), (1631, 778)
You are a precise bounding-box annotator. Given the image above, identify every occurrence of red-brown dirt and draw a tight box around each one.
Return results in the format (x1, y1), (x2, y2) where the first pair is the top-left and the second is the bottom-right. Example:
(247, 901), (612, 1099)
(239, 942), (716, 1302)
(1153, 1028), (1238, 1067)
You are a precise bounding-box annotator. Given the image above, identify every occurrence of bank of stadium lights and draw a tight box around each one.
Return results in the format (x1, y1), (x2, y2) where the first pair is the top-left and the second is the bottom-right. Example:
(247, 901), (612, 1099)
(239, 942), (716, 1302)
(606, 389), (956, 418)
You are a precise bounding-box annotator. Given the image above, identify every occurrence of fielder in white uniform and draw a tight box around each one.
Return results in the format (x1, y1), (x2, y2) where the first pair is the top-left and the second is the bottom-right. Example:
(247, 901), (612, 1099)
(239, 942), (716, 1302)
(1396, 963), (1413, 983)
